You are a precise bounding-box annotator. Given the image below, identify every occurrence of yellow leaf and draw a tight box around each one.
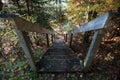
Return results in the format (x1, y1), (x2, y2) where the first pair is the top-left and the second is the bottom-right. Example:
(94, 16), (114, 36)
(106, 0), (113, 4)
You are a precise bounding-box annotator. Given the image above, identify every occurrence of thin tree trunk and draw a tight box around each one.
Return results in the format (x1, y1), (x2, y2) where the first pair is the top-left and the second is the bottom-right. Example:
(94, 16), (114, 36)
(46, 34), (49, 47)
(0, 1), (3, 11)
(25, 0), (30, 15)
(83, 11), (97, 43)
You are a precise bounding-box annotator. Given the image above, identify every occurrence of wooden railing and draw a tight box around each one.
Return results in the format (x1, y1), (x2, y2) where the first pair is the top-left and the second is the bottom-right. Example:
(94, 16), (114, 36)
(0, 12), (119, 72)
(0, 14), (55, 71)
(68, 12), (119, 71)
(0, 14), (54, 34)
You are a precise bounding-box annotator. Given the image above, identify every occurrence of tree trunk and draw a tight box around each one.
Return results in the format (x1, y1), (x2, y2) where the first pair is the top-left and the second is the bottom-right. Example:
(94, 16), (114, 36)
(25, 0), (30, 15)
(46, 34), (49, 47)
(83, 11), (97, 43)
(0, 1), (3, 11)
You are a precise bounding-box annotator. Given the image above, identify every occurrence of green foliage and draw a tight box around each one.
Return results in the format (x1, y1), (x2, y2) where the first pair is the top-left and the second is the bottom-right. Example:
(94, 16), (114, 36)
(115, 3), (120, 8)
(34, 49), (46, 61)
(63, 21), (73, 32)
(36, 14), (52, 30)
(30, 0), (55, 30)
(0, 18), (48, 79)
(90, 4), (100, 11)
(0, 0), (119, 79)
(78, 12), (85, 19)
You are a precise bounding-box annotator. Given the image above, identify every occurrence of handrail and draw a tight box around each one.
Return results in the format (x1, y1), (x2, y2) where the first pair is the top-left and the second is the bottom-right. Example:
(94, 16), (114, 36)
(68, 12), (120, 72)
(68, 12), (110, 34)
(0, 14), (54, 34)
(0, 13), (55, 71)
(1, 12), (119, 72)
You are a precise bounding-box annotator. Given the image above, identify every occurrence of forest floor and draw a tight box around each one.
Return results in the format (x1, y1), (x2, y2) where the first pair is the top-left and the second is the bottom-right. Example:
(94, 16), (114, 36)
(71, 36), (120, 80)
(0, 33), (120, 80)
(37, 35), (120, 80)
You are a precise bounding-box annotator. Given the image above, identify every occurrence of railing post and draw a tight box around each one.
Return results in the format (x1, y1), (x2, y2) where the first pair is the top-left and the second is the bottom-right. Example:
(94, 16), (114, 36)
(83, 30), (105, 71)
(14, 26), (37, 71)
(65, 34), (67, 42)
(46, 34), (49, 47)
(69, 34), (73, 48)
(51, 34), (54, 43)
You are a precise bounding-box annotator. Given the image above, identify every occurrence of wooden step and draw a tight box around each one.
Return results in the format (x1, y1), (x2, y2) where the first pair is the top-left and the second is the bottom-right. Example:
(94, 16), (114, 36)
(43, 54), (77, 59)
(39, 58), (81, 73)
(37, 39), (81, 73)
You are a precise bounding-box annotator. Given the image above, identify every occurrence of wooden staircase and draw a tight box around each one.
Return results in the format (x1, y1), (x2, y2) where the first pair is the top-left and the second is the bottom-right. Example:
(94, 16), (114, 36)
(37, 39), (81, 73)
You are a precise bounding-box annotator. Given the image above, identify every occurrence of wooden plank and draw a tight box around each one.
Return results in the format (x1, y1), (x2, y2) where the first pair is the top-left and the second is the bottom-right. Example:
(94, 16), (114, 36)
(0, 14), (54, 34)
(13, 16), (54, 34)
(22, 31), (33, 48)
(64, 34), (67, 42)
(69, 13), (109, 33)
(51, 34), (54, 43)
(83, 30), (105, 71)
(38, 39), (81, 73)
(14, 26), (37, 71)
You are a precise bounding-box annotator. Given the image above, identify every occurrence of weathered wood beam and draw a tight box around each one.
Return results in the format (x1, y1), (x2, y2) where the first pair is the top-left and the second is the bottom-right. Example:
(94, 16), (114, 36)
(13, 16), (54, 34)
(69, 13), (109, 33)
(0, 14), (54, 34)
(51, 34), (54, 43)
(14, 26), (37, 71)
(83, 30), (105, 71)
(64, 34), (67, 42)
(22, 31), (33, 48)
